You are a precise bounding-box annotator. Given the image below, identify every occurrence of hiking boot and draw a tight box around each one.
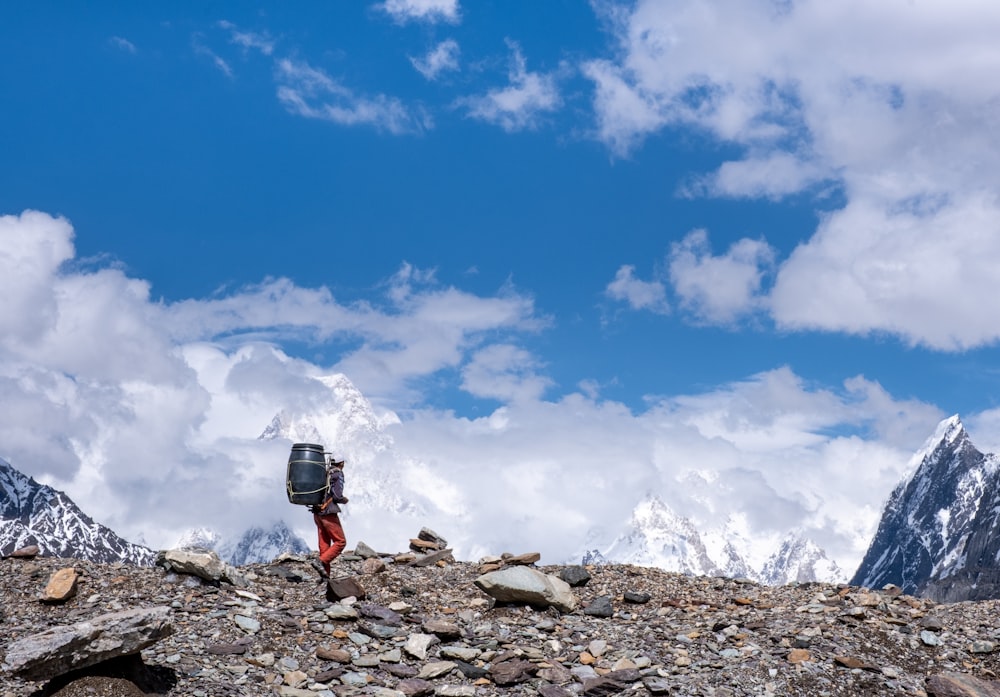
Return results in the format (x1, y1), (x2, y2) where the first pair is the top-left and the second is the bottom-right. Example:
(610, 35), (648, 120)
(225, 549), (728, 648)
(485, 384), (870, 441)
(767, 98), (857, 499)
(310, 559), (329, 583)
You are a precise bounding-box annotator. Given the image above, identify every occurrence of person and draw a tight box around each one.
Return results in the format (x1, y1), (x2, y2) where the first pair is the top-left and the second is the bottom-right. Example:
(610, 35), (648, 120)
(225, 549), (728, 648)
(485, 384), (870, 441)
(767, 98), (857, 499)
(310, 456), (348, 579)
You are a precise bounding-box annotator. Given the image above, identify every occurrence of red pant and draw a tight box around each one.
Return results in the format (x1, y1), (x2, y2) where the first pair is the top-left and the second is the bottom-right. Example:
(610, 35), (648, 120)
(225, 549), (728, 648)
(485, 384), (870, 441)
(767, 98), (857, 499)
(313, 513), (346, 573)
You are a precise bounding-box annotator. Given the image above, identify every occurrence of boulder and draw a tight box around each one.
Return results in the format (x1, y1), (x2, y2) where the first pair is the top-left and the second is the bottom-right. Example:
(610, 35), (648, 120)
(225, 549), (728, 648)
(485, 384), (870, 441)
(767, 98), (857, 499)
(474, 566), (578, 613)
(327, 575), (366, 601)
(161, 548), (248, 586)
(41, 567), (79, 603)
(2, 605), (173, 681)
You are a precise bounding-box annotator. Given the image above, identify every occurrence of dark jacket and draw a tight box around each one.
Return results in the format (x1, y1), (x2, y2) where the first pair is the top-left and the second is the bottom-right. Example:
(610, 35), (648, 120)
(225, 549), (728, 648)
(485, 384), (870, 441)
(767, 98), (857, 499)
(312, 467), (346, 516)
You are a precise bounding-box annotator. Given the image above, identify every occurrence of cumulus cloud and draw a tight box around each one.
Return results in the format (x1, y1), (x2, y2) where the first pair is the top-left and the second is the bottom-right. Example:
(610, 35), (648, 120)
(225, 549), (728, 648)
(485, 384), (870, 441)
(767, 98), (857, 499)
(276, 58), (430, 134)
(0, 210), (960, 575)
(458, 40), (562, 132)
(604, 265), (669, 314)
(410, 39), (460, 81)
(377, 0), (460, 24)
(669, 229), (774, 325)
(460, 344), (553, 403)
(588, 1), (1000, 349)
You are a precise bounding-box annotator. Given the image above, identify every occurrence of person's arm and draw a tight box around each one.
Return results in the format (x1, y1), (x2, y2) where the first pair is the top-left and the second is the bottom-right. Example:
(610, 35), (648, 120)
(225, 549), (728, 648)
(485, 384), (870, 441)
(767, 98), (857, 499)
(329, 468), (348, 503)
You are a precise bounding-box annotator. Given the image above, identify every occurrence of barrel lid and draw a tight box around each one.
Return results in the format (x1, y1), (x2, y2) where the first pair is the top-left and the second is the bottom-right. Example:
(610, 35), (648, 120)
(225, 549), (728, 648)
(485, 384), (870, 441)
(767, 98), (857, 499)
(291, 442), (325, 450)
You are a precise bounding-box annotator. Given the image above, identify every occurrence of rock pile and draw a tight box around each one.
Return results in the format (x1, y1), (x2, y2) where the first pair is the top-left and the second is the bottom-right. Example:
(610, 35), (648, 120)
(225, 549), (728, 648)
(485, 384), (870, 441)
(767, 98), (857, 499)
(4, 537), (1000, 696)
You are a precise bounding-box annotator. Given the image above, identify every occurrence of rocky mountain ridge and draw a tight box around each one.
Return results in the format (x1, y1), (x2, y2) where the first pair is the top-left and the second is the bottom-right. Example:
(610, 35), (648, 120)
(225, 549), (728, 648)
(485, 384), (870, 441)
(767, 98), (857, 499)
(852, 415), (1000, 602)
(0, 457), (155, 566)
(3, 543), (1000, 697)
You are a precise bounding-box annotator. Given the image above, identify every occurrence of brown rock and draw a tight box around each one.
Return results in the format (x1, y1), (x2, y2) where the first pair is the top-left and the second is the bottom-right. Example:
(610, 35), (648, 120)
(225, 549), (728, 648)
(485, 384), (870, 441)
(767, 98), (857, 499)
(41, 567), (79, 603)
(327, 575), (366, 601)
(361, 557), (386, 575)
(422, 619), (461, 640)
(834, 655), (880, 672)
(787, 649), (811, 664)
(504, 552), (542, 566)
(317, 646), (353, 663)
(397, 678), (435, 696)
(9, 545), (40, 558)
(490, 658), (537, 685)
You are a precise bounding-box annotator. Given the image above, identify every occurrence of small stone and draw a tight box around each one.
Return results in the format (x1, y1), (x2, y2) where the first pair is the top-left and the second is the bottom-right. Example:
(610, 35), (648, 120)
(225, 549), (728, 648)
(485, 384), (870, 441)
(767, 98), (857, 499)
(405, 633), (438, 660)
(234, 615), (260, 633)
(787, 649), (811, 664)
(361, 557), (386, 575)
(434, 686), (476, 697)
(623, 590), (651, 604)
(921, 630), (941, 646)
(417, 661), (457, 680)
(397, 678), (434, 697)
(284, 670), (308, 688)
(588, 639), (608, 657)
(584, 596), (614, 618)
(317, 647), (353, 663)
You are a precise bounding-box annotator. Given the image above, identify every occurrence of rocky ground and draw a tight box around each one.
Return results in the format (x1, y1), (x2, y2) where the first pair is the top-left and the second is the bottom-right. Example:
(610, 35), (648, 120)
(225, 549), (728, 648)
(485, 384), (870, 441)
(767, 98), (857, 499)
(3, 544), (1000, 697)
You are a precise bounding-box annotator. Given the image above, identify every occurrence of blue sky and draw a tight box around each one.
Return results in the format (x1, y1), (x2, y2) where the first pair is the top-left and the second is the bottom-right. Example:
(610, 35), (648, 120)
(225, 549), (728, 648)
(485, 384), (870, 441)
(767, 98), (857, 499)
(4, 1), (1000, 570)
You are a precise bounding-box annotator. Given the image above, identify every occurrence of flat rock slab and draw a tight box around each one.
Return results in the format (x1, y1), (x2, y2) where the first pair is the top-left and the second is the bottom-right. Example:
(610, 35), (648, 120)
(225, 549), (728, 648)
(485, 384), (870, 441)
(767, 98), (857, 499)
(2, 605), (173, 681)
(928, 672), (1000, 697)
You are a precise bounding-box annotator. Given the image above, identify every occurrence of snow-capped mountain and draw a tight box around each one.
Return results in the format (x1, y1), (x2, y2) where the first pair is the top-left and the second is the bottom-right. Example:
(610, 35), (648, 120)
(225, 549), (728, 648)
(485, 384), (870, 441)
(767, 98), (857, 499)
(220, 521), (312, 565)
(172, 521), (311, 565)
(260, 373), (429, 527)
(0, 457), (155, 565)
(851, 415), (1000, 601)
(760, 533), (843, 585)
(584, 494), (842, 585)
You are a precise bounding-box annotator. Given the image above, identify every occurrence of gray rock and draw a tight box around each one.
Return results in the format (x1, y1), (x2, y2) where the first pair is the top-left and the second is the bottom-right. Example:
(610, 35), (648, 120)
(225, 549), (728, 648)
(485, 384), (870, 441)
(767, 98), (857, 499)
(584, 596), (614, 618)
(559, 565), (592, 587)
(2, 605), (173, 681)
(397, 678), (435, 696)
(490, 658), (537, 685)
(474, 566), (578, 612)
(354, 541), (381, 558)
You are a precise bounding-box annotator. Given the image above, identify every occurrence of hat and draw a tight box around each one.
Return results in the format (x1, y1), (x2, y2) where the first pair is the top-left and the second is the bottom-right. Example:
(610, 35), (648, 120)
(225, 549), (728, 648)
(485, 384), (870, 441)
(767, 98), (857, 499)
(330, 458), (345, 467)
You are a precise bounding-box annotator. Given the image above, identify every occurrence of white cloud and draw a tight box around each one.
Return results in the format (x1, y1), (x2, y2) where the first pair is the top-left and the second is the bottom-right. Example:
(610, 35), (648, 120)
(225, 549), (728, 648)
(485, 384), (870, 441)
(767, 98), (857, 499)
(219, 20), (275, 56)
(109, 36), (136, 54)
(410, 39), (460, 80)
(460, 344), (553, 403)
(588, 0), (1000, 349)
(378, 0), (460, 24)
(276, 58), (430, 134)
(669, 229), (774, 325)
(0, 209), (959, 576)
(684, 152), (827, 200)
(458, 40), (562, 132)
(604, 264), (669, 314)
(192, 34), (234, 78)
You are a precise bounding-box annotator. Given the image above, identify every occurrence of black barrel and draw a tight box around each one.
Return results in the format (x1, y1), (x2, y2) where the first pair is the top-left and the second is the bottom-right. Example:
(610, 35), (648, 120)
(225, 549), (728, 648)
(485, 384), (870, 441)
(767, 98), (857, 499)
(286, 443), (328, 505)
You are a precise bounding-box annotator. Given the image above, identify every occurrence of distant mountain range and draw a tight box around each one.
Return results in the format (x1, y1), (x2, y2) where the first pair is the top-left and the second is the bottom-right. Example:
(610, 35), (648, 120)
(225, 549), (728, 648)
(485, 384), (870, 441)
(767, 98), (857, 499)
(580, 494), (843, 585)
(8, 371), (1000, 600)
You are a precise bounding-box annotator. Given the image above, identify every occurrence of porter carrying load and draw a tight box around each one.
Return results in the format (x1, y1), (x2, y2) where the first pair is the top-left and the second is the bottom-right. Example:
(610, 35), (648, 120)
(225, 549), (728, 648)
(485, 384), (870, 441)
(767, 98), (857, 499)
(286, 442), (329, 506)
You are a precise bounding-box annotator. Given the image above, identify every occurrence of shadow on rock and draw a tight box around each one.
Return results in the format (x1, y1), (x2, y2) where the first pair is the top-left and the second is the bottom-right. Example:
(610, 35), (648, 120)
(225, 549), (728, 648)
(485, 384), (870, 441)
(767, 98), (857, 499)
(29, 654), (178, 697)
